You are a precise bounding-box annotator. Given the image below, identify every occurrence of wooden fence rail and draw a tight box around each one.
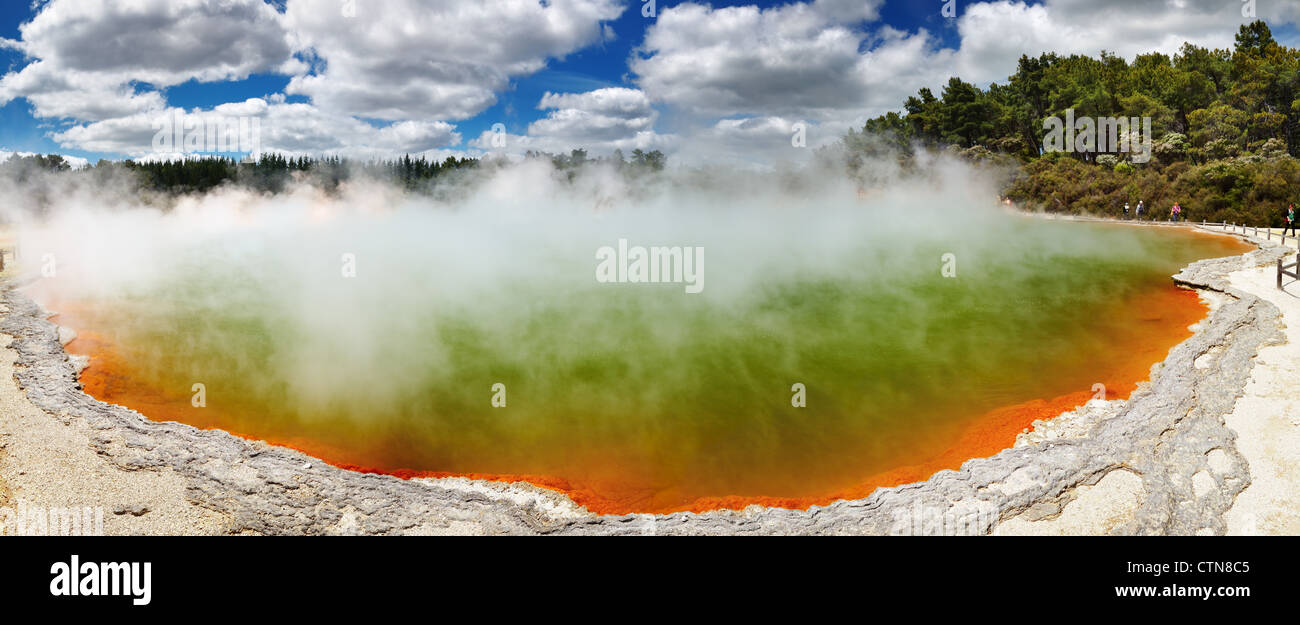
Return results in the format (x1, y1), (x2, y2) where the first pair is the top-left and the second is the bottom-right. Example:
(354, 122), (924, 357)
(1200, 220), (1300, 250)
(1280, 253), (1300, 290)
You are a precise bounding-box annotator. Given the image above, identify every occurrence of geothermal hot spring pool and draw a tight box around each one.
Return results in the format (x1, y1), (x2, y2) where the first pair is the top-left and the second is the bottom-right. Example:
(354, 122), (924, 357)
(20, 181), (1251, 514)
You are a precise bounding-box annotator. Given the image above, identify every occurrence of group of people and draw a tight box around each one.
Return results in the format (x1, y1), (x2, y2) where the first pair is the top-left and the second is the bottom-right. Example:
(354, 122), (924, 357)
(1117, 202), (1300, 232)
(1121, 200), (1150, 219)
(1119, 201), (1185, 222)
(1109, 199), (1300, 233)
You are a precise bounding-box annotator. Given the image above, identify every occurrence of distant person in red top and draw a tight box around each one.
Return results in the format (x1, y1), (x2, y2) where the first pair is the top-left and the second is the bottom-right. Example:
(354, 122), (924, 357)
(1286, 204), (1297, 237)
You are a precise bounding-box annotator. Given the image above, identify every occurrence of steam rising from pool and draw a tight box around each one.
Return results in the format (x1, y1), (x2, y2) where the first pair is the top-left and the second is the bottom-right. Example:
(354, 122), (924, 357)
(4, 157), (1249, 513)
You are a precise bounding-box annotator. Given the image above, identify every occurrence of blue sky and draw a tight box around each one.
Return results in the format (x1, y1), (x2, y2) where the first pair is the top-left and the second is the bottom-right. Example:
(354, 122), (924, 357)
(0, 0), (1295, 166)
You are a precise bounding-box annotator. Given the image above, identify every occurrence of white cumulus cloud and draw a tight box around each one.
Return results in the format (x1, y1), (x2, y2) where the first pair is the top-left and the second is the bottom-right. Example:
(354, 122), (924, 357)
(282, 0), (625, 120)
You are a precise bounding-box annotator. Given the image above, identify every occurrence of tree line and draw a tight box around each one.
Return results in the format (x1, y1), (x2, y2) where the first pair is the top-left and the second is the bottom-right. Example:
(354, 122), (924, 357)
(125, 153), (481, 195)
(843, 20), (1300, 226)
(0, 148), (667, 197)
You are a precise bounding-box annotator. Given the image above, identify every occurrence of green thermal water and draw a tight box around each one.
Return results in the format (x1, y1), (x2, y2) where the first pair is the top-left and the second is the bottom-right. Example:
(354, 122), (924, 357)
(55, 218), (1246, 510)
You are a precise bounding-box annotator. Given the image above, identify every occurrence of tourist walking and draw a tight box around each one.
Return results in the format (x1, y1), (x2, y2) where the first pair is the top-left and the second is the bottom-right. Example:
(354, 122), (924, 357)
(1123, 202), (1130, 218)
(1136, 200), (1144, 219)
(1286, 204), (1297, 237)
